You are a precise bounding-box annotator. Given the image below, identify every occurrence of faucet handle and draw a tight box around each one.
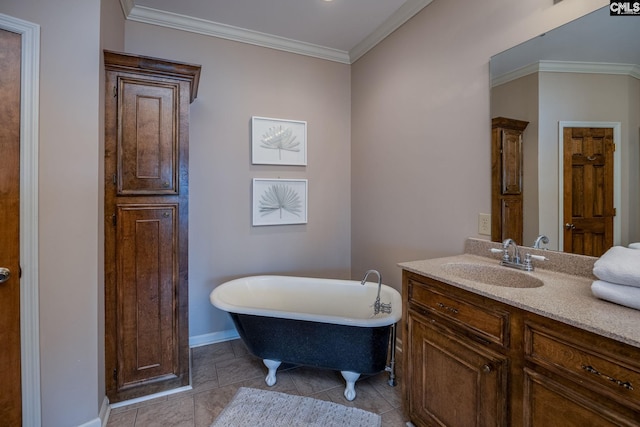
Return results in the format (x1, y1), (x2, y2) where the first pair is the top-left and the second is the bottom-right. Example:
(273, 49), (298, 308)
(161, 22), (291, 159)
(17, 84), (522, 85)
(490, 247), (511, 263)
(523, 253), (547, 271)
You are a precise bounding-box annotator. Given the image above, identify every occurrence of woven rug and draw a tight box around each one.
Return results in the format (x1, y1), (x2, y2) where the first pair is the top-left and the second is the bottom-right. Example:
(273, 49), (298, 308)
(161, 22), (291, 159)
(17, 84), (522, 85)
(211, 387), (381, 427)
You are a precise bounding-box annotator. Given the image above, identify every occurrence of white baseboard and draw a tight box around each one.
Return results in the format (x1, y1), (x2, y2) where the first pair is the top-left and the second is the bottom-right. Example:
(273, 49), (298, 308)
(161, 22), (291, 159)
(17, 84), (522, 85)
(76, 395), (109, 427)
(189, 329), (239, 348)
(109, 385), (193, 410)
(77, 418), (101, 427)
(99, 397), (110, 427)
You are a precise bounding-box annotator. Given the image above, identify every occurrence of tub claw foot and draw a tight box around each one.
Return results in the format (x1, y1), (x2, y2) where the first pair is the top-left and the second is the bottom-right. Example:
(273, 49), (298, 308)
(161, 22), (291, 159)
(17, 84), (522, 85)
(340, 371), (360, 401)
(263, 359), (281, 386)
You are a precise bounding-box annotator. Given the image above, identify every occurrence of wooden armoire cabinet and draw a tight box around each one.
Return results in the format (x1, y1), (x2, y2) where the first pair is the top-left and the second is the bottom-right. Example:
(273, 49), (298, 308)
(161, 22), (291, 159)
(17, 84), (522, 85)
(104, 51), (201, 402)
(491, 117), (528, 245)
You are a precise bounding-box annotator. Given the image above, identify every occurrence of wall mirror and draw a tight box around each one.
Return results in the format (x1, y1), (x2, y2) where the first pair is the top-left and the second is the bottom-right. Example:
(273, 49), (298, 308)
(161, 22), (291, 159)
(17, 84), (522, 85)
(490, 5), (640, 255)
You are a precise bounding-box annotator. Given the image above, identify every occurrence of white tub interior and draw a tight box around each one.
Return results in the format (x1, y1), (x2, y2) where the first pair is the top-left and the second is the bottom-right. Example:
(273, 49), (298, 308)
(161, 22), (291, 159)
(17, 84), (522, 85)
(210, 275), (402, 327)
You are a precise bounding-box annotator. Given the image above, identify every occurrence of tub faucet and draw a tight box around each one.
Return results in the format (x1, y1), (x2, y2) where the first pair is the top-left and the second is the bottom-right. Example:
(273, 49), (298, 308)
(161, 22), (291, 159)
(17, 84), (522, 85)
(361, 269), (392, 315)
(533, 235), (549, 249)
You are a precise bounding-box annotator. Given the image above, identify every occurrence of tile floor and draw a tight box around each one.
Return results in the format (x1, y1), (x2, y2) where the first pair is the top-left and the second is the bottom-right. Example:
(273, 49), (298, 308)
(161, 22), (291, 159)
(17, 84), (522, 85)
(106, 339), (409, 427)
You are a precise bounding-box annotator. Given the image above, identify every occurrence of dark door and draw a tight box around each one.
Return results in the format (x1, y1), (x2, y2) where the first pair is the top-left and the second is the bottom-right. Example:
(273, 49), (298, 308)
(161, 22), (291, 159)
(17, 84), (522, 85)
(563, 127), (614, 256)
(0, 27), (22, 425)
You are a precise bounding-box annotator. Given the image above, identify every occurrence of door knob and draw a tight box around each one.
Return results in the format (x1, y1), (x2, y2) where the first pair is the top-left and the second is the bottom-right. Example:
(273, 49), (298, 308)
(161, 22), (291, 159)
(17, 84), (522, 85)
(565, 223), (576, 230)
(0, 267), (11, 283)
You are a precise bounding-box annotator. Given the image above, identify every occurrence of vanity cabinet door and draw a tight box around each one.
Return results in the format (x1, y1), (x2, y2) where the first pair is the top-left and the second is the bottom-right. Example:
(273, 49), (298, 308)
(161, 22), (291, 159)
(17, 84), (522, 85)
(523, 316), (640, 425)
(407, 310), (508, 427)
(523, 369), (639, 427)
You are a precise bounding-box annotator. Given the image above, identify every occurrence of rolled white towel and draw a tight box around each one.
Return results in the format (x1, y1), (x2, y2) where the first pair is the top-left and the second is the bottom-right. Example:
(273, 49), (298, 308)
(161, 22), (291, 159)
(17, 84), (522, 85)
(592, 280), (640, 311)
(629, 243), (640, 250)
(593, 246), (640, 287)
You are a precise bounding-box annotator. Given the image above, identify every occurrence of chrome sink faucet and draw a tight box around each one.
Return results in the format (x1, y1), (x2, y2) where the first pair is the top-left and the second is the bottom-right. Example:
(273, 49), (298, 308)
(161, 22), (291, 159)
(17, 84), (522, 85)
(491, 238), (546, 272)
(533, 235), (549, 249)
(502, 238), (521, 264)
(361, 269), (392, 315)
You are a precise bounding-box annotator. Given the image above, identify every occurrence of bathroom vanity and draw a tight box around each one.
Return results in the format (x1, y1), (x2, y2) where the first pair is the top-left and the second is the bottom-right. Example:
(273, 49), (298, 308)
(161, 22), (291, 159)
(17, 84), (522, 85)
(400, 239), (640, 426)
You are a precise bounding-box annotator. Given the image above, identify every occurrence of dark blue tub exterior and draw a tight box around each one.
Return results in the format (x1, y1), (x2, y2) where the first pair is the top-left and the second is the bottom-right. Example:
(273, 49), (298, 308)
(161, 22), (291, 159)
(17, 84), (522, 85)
(230, 313), (392, 374)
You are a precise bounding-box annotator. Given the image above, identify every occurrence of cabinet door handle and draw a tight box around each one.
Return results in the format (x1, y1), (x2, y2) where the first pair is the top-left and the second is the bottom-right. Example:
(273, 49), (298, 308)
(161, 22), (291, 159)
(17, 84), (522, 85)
(482, 364), (492, 373)
(581, 365), (634, 390)
(436, 302), (459, 314)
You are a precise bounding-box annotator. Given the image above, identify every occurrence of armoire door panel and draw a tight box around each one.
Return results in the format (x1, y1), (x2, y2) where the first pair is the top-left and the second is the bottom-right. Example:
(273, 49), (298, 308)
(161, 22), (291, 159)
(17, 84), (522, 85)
(118, 78), (178, 195)
(500, 128), (523, 195)
(117, 204), (178, 388)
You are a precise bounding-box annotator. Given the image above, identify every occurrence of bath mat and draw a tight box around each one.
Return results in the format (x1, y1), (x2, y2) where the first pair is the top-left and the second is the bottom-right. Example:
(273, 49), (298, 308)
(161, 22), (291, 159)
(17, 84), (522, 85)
(211, 387), (381, 427)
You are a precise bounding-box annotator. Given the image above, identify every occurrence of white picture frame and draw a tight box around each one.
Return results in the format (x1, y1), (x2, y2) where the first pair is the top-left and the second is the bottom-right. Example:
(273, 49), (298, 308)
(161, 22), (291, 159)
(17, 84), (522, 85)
(252, 178), (308, 226)
(251, 116), (307, 165)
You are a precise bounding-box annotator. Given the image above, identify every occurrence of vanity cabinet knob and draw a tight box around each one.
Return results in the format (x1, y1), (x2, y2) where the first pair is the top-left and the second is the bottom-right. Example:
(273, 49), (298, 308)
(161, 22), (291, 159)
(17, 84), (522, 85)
(482, 364), (492, 373)
(565, 223), (576, 230)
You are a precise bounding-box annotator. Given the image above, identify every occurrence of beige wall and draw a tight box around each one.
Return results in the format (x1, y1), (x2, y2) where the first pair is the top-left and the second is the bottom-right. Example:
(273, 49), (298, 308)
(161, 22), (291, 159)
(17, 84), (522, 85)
(123, 22), (352, 338)
(0, 0), (610, 425)
(350, 0), (606, 290)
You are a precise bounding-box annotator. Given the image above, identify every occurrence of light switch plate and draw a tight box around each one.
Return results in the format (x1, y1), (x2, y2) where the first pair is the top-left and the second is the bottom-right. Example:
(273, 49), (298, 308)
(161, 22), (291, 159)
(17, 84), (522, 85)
(478, 213), (491, 235)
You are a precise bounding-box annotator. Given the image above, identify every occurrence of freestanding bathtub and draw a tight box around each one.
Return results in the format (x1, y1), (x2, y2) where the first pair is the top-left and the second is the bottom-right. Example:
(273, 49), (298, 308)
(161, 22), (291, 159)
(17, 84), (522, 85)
(209, 274), (402, 400)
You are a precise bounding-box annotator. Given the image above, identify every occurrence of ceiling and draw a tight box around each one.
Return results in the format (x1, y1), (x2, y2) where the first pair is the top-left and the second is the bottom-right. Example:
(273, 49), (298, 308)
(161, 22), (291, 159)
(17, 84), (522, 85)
(491, 6), (640, 83)
(122, 0), (433, 64)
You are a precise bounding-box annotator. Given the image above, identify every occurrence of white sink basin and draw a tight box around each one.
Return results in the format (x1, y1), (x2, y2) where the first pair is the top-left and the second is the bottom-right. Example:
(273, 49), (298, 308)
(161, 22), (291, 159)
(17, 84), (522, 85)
(442, 263), (544, 288)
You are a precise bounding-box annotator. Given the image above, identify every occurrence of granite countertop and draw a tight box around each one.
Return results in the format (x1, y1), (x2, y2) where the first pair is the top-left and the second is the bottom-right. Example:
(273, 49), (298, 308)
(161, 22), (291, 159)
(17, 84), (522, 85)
(398, 238), (640, 348)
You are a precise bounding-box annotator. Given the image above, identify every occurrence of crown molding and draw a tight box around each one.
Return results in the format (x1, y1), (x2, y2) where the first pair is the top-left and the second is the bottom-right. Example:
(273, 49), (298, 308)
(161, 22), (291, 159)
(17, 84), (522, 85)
(492, 60), (640, 87)
(120, 0), (134, 16)
(349, 0), (433, 63)
(121, 0), (430, 64)
(123, 3), (351, 64)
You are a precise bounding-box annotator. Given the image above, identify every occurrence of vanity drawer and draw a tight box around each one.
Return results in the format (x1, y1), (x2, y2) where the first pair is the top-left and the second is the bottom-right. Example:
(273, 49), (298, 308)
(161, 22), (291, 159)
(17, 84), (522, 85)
(408, 278), (509, 347)
(525, 322), (640, 408)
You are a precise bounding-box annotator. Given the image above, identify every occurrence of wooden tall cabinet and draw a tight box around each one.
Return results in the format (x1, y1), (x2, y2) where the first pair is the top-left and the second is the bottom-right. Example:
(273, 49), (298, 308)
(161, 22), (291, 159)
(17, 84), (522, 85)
(104, 51), (201, 402)
(491, 117), (528, 245)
